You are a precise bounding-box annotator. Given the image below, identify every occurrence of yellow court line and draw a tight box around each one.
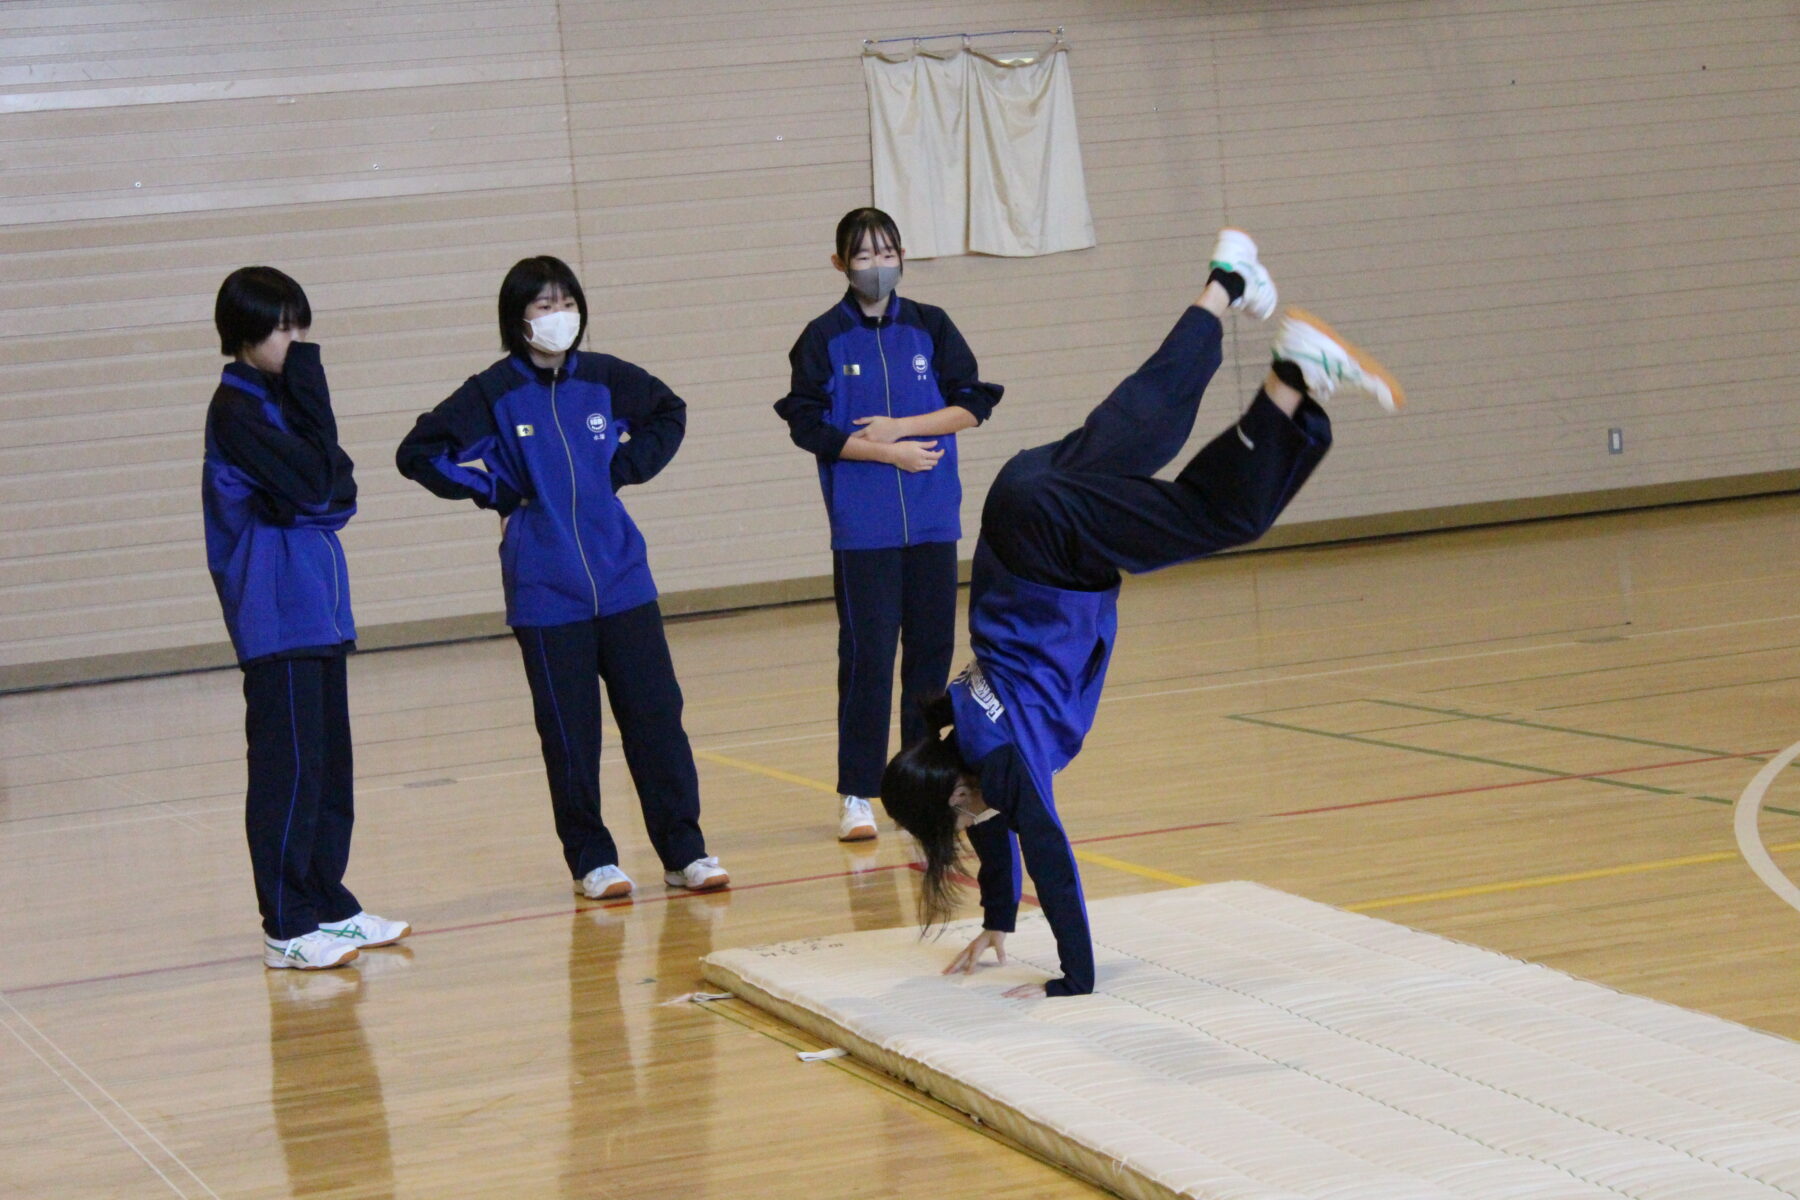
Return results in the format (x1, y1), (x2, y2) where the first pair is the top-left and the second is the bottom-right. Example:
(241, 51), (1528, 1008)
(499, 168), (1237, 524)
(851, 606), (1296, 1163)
(1347, 839), (1800, 912)
(693, 748), (838, 795)
(697, 748), (1203, 887)
(1072, 850), (1202, 887)
(692, 746), (1800, 910)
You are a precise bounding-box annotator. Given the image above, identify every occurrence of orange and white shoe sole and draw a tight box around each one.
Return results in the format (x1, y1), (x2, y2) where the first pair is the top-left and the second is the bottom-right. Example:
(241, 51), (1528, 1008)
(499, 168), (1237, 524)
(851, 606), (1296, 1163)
(575, 878), (633, 901)
(1284, 307), (1405, 411)
(360, 924), (411, 948)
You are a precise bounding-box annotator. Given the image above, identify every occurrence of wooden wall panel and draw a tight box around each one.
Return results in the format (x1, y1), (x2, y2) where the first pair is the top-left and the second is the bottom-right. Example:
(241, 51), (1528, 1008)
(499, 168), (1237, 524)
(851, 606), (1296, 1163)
(1, 0), (1796, 674)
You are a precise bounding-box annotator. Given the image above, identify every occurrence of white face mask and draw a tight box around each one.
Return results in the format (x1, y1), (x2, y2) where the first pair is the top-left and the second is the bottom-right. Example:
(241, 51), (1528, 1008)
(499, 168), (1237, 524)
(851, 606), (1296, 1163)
(525, 310), (581, 354)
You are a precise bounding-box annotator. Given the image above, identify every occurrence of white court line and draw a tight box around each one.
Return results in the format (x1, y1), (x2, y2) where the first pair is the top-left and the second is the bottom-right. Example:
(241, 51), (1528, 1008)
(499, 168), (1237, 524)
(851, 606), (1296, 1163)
(0, 992), (221, 1198)
(9, 611), (1794, 829)
(358, 728), (841, 795)
(0, 807), (233, 840)
(1733, 735), (1800, 916)
(12, 729), (215, 836)
(1104, 610), (1800, 707)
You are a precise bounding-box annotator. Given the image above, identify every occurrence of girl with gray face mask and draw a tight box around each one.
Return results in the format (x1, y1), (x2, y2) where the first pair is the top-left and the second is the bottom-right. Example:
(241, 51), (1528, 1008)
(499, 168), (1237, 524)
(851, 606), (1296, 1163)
(775, 208), (1005, 846)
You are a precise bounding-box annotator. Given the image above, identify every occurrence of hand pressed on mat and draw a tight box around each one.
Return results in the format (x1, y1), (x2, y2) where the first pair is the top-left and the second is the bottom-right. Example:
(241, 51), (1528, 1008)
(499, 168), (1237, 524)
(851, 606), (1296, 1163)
(944, 929), (1006, 975)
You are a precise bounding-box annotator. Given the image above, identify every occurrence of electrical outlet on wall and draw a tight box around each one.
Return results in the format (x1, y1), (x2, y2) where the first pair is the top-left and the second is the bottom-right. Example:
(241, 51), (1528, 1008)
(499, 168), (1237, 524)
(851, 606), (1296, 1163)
(1608, 428), (1624, 454)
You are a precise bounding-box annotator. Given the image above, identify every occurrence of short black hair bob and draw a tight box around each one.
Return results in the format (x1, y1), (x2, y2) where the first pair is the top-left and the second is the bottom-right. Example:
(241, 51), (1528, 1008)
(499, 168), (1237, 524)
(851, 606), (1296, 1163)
(214, 266), (311, 357)
(834, 207), (904, 265)
(498, 255), (588, 360)
(880, 693), (969, 931)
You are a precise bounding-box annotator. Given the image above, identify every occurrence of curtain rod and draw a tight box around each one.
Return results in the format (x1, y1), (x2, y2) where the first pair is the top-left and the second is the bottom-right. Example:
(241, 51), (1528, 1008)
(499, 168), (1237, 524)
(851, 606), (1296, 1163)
(863, 27), (1064, 46)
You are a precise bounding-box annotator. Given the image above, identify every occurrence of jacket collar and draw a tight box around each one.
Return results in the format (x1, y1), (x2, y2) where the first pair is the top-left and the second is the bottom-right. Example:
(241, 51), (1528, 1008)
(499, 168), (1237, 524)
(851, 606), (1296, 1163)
(838, 288), (898, 328)
(220, 361), (275, 400)
(510, 349), (579, 384)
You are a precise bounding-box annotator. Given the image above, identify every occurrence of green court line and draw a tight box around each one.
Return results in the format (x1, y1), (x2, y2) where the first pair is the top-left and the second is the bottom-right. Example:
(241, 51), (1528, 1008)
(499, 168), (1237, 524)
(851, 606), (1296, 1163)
(1364, 699), (1747, 760)
(1419, 641), (1800, 696)
(1225, 713), (1800, 816)
(1541, 672), (1800, 712)
(1341, 716), (1479, 736)
(1122, 622), (1630, 698)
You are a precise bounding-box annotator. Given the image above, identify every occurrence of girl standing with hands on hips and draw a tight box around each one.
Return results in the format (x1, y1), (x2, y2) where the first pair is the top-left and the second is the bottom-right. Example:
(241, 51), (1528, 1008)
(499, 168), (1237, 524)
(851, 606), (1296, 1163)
(396, 256), (728, 900)
(776, 208), (1003, 844)
(880, 231), (1403, 997)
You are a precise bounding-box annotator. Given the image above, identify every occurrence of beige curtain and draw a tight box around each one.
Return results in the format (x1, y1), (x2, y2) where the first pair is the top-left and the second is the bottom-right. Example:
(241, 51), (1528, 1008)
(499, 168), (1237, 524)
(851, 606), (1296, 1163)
(862, 38), (1096, 259)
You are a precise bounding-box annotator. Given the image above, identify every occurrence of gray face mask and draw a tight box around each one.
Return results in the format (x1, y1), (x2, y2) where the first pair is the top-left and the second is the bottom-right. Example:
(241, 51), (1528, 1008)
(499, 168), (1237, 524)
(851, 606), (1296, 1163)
(847, 262), (903, 306)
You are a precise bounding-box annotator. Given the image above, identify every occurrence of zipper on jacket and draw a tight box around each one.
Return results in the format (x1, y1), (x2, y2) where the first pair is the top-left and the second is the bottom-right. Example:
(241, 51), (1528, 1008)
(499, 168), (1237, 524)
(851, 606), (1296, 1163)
(548, 374), (602, 615)
(320, 530), (344, 641)
(874, 320), (910, 545)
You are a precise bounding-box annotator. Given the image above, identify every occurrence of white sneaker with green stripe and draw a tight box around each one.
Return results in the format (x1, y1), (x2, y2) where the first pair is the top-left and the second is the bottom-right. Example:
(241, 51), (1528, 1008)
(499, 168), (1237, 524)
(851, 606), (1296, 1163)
(1272, 308), (1404, 412)
(264, 929), (360, 970)
(1209, 228), (1277, 320)
(318, 910), (412, 948)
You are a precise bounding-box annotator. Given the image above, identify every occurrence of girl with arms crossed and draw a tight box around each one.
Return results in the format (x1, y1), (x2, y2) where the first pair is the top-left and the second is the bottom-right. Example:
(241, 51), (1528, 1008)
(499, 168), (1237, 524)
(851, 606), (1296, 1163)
(776, 208), (1003, 843)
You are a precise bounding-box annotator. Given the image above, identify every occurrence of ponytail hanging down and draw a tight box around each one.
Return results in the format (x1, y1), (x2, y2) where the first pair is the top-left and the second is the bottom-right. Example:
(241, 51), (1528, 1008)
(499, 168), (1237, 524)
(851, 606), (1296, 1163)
(880, 694), (968, 932)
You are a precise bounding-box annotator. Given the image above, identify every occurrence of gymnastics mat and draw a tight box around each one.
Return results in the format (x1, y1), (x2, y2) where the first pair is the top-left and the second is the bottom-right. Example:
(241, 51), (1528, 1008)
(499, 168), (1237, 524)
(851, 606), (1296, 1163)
(702, 882), (1800, 1200)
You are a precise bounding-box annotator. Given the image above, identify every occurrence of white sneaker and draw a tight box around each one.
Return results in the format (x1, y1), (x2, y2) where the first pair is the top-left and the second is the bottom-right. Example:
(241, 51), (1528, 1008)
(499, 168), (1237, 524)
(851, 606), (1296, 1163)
(264, 929), (359, 970)
(575, 864), (634, 900)
(664, 856), (730, 891)
(1209, 228), (1277, 320)
(317, 911), (411, 948)
(1273, 308), (1404, 412)
(838, 795), (879, 842)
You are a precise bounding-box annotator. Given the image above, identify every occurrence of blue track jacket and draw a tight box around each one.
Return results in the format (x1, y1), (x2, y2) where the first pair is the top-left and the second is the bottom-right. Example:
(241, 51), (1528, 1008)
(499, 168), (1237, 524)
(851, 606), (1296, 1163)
(202, 344), (357, 666)
(395, 351), (684, 627)
(775, 291), (1001, 550)
(948, 541), (1118, 996)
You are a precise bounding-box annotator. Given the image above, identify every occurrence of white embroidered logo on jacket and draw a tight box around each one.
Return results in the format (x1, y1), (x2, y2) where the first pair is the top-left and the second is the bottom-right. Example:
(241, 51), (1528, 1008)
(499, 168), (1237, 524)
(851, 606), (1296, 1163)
(958, 662), (1005, 723)
(586, 413), (607, 440)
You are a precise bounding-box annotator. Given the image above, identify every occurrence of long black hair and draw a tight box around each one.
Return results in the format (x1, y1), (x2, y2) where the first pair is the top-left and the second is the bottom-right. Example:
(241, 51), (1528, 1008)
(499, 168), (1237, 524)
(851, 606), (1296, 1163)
(880, 693), (969, 931)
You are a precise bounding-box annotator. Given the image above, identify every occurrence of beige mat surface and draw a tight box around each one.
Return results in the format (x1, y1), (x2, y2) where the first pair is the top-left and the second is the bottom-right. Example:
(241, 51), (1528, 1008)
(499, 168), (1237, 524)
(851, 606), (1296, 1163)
(702, 882), (1800, 1200)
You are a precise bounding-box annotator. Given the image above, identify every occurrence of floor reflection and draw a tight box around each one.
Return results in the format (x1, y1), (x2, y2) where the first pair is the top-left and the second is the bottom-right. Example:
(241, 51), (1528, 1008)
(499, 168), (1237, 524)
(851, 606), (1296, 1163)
(842, 840), (909, 933)
(563, 891), (729, 1198)
(267, 958), (401, 1199)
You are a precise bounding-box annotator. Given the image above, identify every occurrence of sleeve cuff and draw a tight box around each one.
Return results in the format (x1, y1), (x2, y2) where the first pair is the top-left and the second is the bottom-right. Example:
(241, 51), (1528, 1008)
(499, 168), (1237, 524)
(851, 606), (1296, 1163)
(816, 423), (850, 462)
(948, 399), (989, 425)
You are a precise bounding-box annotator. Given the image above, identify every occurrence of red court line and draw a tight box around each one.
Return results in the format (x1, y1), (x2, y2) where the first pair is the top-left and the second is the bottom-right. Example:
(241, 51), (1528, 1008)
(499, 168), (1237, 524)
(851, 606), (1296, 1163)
(11, 750), (1762, 996)
(1072, 749), (1778, 848)
(6, 865), (917, 996)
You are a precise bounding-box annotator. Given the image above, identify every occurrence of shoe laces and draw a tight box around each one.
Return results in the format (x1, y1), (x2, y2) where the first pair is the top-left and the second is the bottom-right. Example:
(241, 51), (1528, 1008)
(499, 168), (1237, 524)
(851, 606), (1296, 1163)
(279, 930), (338, 959)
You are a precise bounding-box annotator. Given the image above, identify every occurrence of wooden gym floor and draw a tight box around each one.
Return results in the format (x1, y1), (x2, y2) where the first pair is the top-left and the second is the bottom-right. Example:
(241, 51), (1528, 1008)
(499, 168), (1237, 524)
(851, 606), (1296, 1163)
(3, 493), (1797, 1199)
